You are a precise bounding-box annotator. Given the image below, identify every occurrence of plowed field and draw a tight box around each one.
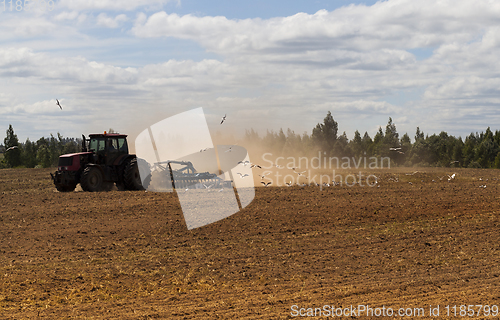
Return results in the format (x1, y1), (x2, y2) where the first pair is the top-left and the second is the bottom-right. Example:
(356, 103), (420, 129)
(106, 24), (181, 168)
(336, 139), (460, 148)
(1, 167), (500, 319)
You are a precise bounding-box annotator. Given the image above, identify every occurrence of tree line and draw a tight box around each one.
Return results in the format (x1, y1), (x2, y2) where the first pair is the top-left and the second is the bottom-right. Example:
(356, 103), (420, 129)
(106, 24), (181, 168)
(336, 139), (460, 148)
(2, 113), (500, 169)
(1, 124), (80, 169)
(243, 111), (500, 169)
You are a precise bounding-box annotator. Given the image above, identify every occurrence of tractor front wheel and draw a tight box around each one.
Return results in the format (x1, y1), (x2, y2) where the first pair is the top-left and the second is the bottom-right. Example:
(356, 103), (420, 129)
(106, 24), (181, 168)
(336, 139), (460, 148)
(81, 167), (103, 192)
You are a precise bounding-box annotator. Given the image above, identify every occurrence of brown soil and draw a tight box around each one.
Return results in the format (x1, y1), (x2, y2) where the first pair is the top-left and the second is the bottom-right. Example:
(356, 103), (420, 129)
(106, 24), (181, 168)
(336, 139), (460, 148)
(1, 167), (500, 319)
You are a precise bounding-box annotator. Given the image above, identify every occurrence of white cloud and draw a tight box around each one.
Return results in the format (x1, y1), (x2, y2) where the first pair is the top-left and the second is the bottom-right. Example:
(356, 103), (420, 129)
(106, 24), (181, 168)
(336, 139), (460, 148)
(0, 47), (138, 84)
(58, 0), (172, 11)
(54, 11), (80, 21)
(4, 17), (57, 38)
(131, 1), (500, 56)
(96, 13), (129, 28)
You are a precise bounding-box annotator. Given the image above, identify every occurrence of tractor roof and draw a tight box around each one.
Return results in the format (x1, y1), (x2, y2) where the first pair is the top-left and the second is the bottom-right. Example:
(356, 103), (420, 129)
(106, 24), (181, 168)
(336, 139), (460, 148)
(89, 133), (128, 138)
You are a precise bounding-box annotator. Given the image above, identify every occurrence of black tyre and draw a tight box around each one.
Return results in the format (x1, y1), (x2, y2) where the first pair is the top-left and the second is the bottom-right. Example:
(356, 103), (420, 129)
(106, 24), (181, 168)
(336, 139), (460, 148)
(81, 166), (103, 192)
(124, 158), (144, 190)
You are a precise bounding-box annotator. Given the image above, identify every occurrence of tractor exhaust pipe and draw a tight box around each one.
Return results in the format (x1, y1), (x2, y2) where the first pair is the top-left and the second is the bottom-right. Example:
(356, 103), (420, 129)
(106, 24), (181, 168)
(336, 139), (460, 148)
(81, 134), (87, 152)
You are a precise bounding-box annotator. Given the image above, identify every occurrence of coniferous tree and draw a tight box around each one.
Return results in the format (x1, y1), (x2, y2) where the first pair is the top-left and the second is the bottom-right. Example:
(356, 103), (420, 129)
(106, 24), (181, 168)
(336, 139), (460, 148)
(312, 111), (338, 152)
(362, 131), (373, 155)
(4, 124), (22, 167)
(22, 138), (38, 168)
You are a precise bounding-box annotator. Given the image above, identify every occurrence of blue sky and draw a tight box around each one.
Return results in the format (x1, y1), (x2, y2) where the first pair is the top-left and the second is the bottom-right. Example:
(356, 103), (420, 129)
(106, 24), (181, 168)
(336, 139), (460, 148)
(1, 0), (500, 145)
(163, 0), (380, 19)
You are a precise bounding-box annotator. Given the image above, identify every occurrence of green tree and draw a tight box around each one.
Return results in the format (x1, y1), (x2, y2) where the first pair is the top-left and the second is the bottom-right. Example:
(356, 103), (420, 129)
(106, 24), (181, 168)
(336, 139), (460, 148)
(333, 131), (349, 156)
(494, 152), (500, 169)
(349, 130), (363, 157)
(400, 133), (412, 166)
(4, 124), (22, 167)
(62, 140), (79, 155)
(384, 117), (399, 148)
(362, 131), (373, 155)
(415, 127), (424, 141)
(451, 138), (464, 167)
(462, 133), (478, 168)
(37, 145), (52, 168)
(22, 138), (38, 168)
(312, 111), (338, 151)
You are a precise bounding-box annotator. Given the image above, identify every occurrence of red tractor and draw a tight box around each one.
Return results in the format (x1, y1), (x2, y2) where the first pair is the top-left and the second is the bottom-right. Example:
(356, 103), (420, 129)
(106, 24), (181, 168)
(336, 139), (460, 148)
(51, 132), (144, 192)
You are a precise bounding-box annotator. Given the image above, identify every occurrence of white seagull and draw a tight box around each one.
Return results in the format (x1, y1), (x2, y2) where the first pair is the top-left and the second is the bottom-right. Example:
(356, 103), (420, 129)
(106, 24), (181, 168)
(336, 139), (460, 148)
(5, 146), (18, 152)
(258, 173), (271, 180)
(405, 171), (419, 176)
(236, 173), (249, 178)
(220, 114), (226, 124)
(261, 181), (272, 187)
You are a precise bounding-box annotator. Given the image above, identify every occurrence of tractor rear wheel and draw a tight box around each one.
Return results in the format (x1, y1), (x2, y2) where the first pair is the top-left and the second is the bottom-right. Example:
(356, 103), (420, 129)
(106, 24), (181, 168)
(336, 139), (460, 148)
(81, 166), (103, 192)
(124, 158), (144, 190)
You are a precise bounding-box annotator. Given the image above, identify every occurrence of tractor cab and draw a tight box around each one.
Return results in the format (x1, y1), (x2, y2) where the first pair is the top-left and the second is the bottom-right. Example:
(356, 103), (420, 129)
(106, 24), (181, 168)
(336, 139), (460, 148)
(87, 132), (129, 165)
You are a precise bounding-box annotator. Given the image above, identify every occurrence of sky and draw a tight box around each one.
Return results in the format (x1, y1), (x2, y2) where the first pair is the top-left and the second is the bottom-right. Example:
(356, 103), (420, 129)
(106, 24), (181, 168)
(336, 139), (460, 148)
(1, 0), (500, 145)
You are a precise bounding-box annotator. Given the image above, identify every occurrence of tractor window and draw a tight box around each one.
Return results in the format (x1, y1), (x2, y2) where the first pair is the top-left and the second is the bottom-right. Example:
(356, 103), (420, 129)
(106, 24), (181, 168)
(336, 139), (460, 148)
(118, 138), (128, 153)
(107, 138), (118, 151)
(90, 138), (106, 152)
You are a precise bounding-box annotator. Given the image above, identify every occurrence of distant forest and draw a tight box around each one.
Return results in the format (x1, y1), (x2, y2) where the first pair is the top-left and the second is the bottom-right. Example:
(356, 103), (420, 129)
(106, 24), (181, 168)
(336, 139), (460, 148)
(2, 112), (500, 169)
(242, 112), (500, 169)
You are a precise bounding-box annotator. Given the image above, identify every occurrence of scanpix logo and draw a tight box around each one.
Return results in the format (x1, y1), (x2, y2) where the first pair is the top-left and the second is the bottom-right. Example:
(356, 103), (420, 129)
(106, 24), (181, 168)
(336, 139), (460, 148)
(134, 108), (255, 230)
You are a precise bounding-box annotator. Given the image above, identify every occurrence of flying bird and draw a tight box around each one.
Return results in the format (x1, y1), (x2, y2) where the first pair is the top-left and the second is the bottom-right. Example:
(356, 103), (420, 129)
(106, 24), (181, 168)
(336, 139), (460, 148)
(200, 148), (209, 152)
(389, 147), (402, 151)
(405, 171), (419, 175)
(261, 181), (272, 187)
(220, 114), (226, 124)
(5, 146), (18, 152)
(292, 168), (306, 175)
(56, 99), (62, 110)
(258, 173), (271, 180)
(250, 164), (262, 169)
(236, 173), (249, 178)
